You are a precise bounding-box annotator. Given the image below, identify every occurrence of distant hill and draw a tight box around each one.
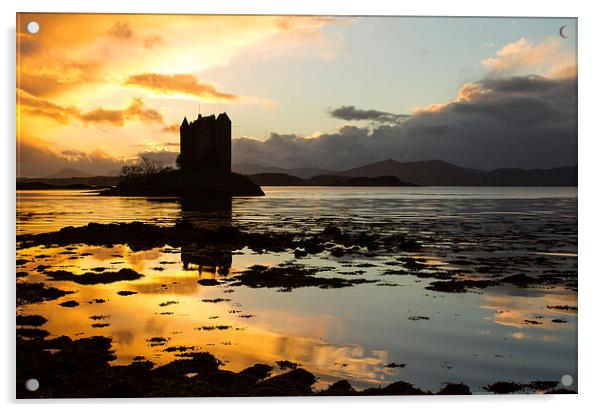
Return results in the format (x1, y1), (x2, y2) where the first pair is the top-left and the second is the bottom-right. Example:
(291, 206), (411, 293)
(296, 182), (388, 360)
(336, 159), (577, 186)
(233, 163), (334, 179)
(247, 173), (306, 186)
(305, 175), (413, 186)
(337, 159), (484, 186)
(344, 176), (414, 186)
(45, 168), (93, 179)
(21, 160), (577, 189)
(247, 173), (414, 187)
(17, 176), (120, 188)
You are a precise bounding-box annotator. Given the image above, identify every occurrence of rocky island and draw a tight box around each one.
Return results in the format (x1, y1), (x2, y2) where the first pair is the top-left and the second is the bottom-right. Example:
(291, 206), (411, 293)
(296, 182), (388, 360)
(102, 112), (264, 197)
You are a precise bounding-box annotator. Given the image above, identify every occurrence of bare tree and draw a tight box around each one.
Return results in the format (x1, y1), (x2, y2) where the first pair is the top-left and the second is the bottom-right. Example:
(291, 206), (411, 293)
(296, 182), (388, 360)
(139, 157), (163, 176)
(120, 157), (164, 180)
(120, 164), (143, 179)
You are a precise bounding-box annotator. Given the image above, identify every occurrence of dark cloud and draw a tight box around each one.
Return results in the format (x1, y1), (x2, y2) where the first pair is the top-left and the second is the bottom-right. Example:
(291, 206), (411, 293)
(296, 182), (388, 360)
(329, 105), (409, 123)
(233, 74), (576, 171)
(124, 73), (238, 101)
(18, 141), (179, 177)
(18, 139), (129, 177)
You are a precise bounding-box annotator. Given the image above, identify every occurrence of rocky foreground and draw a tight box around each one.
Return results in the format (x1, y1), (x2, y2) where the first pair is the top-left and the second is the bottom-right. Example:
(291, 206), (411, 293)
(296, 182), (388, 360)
(16, 332), (573, 398)
(17, 220), (577, 293)
(16, 221), (577, 397)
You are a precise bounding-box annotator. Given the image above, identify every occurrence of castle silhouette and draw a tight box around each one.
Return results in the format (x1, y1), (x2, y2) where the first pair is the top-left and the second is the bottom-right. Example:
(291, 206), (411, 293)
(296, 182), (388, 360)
(179, 113), (231, 173)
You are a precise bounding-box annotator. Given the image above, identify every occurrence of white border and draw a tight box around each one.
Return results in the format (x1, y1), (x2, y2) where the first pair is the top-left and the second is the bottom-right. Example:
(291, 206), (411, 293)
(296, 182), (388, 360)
(2, 1), (601, 411)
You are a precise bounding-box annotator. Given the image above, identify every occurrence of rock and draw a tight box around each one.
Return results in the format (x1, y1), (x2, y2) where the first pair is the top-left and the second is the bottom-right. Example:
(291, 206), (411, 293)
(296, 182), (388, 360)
(101, 170), (264, 197)
(16, 314), (47, 326)
(322, 226), (342, 237)
(17, 283), (75, 306)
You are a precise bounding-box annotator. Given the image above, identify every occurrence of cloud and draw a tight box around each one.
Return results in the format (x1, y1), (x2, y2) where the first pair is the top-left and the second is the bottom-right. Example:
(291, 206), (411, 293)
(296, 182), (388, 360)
(18, 90), (164, 127)
(17, 90), (82, 124)
(18, 57), (104, 98)
(108, 21), (165, 50)
(60, 149), (87, 161)
(161, 123), (180, 133)
(233, 73), (576, 171)
(328, 106), (409, 123)
(17, 137), (180, 177)
(137, 150), (178, 167)
(143, 35), (164, 49)
(481, 37), (575, 78)
(78, 98), (164, 126)
(17, 14), (338, 100)
(124, 73), (238, 101)
(107, 22), (133, 39)
(17, 137), (131, 177)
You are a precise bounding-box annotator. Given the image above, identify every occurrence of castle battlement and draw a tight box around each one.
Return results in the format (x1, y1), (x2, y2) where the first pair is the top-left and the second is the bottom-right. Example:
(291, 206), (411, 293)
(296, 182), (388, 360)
(179, 112), (231, 173)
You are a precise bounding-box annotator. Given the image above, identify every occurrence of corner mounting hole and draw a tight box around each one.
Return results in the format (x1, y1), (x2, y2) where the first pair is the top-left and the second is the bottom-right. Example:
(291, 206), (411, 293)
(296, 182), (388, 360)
(561, 374), (573, 387)
(25, 378), (39, 391)
(26, 21), (40, 34)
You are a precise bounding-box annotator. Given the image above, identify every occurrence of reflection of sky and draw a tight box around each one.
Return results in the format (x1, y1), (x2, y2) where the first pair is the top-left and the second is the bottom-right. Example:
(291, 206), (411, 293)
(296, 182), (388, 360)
(17, 240), (577, 392)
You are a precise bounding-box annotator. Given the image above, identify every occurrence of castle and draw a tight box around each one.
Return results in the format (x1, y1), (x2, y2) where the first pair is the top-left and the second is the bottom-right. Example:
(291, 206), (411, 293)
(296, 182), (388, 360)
(179, 112), (231, 173)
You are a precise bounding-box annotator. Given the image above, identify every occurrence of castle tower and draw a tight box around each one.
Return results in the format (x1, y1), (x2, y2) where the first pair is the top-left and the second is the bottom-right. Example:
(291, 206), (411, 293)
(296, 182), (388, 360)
(179, 112), (231, 173)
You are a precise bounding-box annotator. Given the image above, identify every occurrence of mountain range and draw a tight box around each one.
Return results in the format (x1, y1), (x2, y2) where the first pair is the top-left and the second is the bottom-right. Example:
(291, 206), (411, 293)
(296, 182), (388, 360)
(21, 159), (577, 187)
(238, 159), (577, 186)
(232, 163), (334, 179)
(44, 168), (94, 179)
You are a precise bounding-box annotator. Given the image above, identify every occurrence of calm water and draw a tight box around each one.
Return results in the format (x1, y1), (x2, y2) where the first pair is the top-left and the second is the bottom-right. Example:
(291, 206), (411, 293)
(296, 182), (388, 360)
(16, 187), (578, 393)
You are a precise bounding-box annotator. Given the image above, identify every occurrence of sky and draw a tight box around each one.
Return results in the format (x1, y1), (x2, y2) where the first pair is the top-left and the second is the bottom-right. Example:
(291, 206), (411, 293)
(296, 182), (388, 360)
(16, 14), (577, 176)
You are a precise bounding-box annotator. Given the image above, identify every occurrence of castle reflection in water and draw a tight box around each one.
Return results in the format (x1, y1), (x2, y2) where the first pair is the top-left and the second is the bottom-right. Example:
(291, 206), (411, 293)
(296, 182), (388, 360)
(179, 196), (233, 277)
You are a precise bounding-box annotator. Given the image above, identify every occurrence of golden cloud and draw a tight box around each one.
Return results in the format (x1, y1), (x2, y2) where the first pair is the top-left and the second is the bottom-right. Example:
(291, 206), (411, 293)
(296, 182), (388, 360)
(107, 21), (133, 39)
(15, 13), (342, 161)
(17, 14), (336, 100)
(124, 73), (238, 101)
(413, 82), (491, 114)
(161, 123), (180, 133)
(481, 37), (576, 79)
(18, 89), (164, 127)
